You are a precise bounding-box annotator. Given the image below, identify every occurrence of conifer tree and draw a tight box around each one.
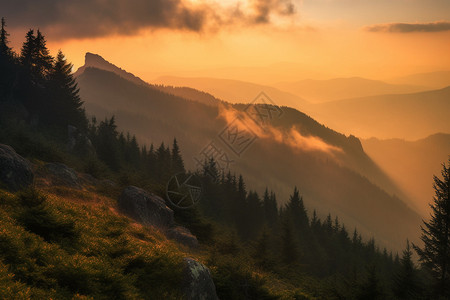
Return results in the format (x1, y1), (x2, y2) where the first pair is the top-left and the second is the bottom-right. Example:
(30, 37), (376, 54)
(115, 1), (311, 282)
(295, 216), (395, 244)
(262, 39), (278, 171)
(171, 138), (185, 174)
(263, 188), (278, 227)
(414, 159), (450, 298)
(0, 17), (12, 58)
(393, 240), (421, 299)
(0, 17), (15, 103)
(358, 265), (384, 300)
(34, 30), (53, 79)
(20, 29), (35, 69)
(286, 186), (308, 231)
(47, 50), (86, 129)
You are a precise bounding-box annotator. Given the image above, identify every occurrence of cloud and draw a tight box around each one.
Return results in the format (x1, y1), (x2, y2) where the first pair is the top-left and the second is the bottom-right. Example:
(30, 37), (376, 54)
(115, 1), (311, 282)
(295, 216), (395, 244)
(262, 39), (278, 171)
(2, 0), (299, 40)
(218, 104), (342, 155)
(365, 21), (450, 33)
(253, 0), (296, 24)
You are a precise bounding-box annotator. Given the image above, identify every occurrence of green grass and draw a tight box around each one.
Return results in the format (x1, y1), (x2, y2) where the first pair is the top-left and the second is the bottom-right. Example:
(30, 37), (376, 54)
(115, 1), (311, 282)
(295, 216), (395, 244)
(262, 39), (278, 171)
(0, 187), (185, 299)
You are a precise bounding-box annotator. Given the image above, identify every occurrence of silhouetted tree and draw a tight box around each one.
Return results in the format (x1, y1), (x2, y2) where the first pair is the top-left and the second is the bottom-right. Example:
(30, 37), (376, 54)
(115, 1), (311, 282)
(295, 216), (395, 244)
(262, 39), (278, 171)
(358, 264), (384, 300)
(171, 138), (185, 174)
(393, 240), (421, 299)
(34, 30), (53, 79)
(415, 159), (450, 298)
(95, 117), (120, 170)
(47, 50), (87, 130)
(0, 17), (12, 58)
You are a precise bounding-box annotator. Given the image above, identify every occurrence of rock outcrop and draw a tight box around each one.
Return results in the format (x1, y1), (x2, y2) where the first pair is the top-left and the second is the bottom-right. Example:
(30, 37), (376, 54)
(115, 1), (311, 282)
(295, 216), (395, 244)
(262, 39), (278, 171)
(118, 186), (174, 228)
(167, 226), (199, 249)
(183, 258), (218, 300)
(45, 163), (81, 188)
(0, 144), (34, 191)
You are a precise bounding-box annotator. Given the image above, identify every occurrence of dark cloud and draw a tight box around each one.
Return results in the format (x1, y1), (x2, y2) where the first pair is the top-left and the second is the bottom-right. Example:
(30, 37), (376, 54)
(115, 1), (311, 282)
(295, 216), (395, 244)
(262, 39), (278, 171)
(253, 0), (296, 24)
(365, 21), (450, 33)
(2, 0), (208, 39)
(2, 0), (299, 40)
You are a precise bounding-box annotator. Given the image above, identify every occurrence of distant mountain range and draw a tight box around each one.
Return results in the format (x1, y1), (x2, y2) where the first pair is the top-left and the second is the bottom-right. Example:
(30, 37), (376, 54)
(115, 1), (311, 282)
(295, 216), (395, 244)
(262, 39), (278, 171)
(362, 133), (450, 216)
(75, 53), (423, 251)
(152, 76), (311, 110)
(389, 71), (450, 89)
(273, 77), (426, 103)
(312, 87), (450, 140)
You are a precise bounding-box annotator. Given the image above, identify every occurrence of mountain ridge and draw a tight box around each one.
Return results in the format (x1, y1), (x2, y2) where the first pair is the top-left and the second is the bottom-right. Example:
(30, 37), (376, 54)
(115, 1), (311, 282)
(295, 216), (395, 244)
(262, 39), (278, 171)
(274, 76), (426, 103)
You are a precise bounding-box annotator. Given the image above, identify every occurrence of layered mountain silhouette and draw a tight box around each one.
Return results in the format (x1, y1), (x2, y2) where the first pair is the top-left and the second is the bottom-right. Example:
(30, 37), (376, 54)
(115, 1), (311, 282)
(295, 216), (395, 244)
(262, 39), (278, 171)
(389, 70), (450, 89)
(273, 77), (426, 103)
(313, 87), (450, 140)
(152, 75), (311, 110)
(75, 53), (422, 251)
(363, 133), (450, 216)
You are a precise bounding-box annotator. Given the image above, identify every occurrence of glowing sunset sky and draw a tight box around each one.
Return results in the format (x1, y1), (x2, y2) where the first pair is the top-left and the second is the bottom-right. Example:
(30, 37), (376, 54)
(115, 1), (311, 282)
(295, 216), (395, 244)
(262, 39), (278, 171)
(3, 0), (450, 83)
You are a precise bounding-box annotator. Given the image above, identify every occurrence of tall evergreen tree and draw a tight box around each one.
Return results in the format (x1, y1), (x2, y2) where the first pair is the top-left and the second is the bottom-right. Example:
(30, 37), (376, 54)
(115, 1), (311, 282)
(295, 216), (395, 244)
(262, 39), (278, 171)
(263, 188), (278, 227)
(20, 29), (35, 69)
(393, 240), (421, 299)
(0, 17), (15, 103)
(358, 265), (384, 300)
(47, 50), (86, 129)
(0, 17), (12, 58)
(95, 117), (120, 170)
(414, 159), (450, 298)
(34, 30), (53, 79)
(171, 138), (185, 174)
(286, 186), (308, 231)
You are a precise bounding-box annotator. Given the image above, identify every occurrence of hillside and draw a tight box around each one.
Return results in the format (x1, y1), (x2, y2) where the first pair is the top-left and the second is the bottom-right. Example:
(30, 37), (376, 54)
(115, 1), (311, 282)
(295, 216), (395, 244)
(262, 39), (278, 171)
(389, 70), (450, 89)
(152, 75), (311, 110)
(273, 77), (425, 103)
(76, 58), (422, 251)
(362, 133), (450, 216)
(312, 87), (450, 140)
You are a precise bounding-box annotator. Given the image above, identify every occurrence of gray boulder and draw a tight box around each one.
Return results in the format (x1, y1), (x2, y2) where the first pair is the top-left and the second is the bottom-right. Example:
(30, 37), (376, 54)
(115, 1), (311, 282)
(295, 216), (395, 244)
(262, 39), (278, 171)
(44, 163), (80, 188)
(119, 186), (174, 228)
(167, 226), (199, 249)
(0, 144), (33, 191)
(183, 258), (218, 300)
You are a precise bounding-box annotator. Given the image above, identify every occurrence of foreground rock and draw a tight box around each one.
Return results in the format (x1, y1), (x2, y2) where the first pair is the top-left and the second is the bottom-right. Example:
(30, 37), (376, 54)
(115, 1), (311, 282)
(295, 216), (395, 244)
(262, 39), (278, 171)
(45, 163), (81, 188)
(183, 258), (218, 300)
(167, 226), (199, 249)
(0, 144), (34, 191)
(118, 186), (174, 228)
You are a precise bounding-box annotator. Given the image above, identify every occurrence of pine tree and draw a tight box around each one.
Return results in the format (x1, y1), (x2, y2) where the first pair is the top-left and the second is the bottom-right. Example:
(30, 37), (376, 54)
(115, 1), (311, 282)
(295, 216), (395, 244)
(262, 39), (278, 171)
(171, 138), (185, 174)
(414, 159), (450, 298)
(96, 117), (120, 170)
(20, 29), (35, 69)
(0, 17), (15, 103)
(47, 50), (86, 129)
(286, 186), (308, 231)
(0, 17), (12, 58)
(34, 30), (53, 79)
(358, 264), (384, 300)
(263, 188), (278, 227)
(393, 240), (421, 299)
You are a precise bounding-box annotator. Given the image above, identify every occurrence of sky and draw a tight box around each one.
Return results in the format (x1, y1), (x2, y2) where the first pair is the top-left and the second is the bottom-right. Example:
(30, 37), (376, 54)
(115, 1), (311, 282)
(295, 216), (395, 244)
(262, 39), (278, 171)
(3, 0), (450, 83)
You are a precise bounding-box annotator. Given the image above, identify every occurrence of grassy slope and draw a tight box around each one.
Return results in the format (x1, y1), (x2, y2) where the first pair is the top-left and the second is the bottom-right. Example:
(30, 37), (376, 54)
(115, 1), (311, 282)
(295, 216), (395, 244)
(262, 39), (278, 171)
(0, 174), (314, 299)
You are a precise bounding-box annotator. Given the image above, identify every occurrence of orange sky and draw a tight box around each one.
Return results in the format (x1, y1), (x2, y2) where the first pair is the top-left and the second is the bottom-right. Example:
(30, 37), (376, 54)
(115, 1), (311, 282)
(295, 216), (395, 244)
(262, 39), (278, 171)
(5, 0), (450, 84)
